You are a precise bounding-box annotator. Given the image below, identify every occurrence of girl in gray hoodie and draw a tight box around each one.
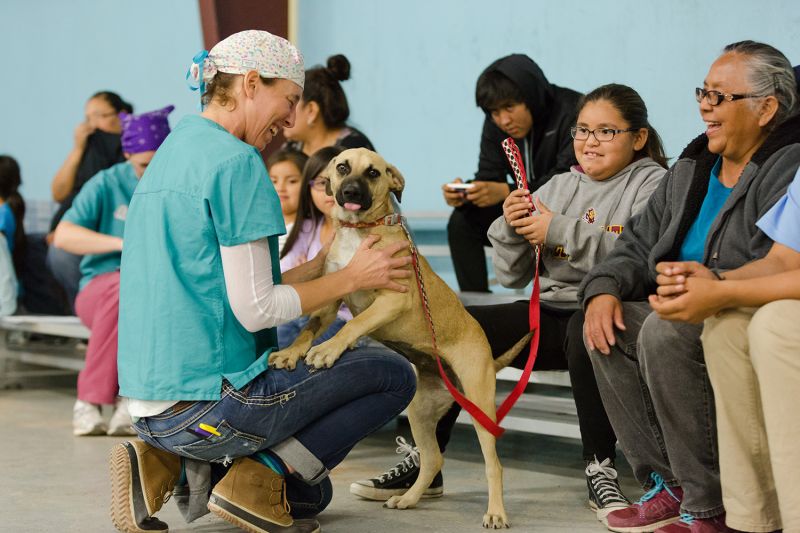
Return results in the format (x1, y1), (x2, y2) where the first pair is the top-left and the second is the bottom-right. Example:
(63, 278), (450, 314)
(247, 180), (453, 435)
(488, 84), (667, 519)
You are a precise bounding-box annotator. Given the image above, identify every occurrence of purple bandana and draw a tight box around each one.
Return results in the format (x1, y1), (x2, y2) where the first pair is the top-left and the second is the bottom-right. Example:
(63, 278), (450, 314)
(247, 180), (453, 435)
(119, 105), (175, 154)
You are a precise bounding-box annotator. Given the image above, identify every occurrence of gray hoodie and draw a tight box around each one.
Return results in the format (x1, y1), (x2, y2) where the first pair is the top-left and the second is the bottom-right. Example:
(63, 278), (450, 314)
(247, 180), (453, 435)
(488, 157), (666, 303)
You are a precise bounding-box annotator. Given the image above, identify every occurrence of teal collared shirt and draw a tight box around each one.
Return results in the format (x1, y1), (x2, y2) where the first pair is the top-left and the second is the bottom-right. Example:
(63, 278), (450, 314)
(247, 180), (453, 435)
(62, 161), (138, 289)
(118, 115), (285, 401)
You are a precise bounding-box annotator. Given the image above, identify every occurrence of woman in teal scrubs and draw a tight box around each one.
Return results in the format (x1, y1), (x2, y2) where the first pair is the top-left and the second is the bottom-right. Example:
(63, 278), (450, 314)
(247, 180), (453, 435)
(110, 30), (416, 533)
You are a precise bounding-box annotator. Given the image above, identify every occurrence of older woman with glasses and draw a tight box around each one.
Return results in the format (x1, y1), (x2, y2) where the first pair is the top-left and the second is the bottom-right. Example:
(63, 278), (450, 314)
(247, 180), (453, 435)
(579, 40), (800, 532)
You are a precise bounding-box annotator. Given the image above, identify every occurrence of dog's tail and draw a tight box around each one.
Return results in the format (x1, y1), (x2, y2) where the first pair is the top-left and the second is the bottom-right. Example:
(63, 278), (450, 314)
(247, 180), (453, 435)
(493, 331), (535, 372)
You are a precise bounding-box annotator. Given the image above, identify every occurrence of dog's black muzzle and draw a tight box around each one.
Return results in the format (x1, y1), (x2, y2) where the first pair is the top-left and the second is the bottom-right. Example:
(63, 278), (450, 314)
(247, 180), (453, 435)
(336, 176), (373, 211)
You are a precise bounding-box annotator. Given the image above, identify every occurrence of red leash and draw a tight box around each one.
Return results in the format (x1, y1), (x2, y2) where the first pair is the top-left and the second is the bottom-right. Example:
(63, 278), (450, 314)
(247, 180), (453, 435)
(429, 138), (541, 436)
(339, 141), (541, 438)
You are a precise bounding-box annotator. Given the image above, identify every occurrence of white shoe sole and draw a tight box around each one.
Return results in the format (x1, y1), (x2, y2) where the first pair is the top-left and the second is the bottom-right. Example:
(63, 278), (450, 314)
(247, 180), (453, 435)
(349, 482), (443, 501)
(74, 423), (108, 436)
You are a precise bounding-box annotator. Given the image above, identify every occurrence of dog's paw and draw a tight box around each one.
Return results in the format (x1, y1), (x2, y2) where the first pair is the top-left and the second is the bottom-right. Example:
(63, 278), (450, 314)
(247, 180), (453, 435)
(305, 340), (346, 368)
(383, 495), (417, 510)
(269, 348), (305, 370)
(482, 512), (510, 529)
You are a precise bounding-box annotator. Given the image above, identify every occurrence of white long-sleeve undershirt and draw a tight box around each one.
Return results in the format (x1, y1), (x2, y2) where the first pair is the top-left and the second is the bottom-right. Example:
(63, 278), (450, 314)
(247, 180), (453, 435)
(220, 238), (302, 332)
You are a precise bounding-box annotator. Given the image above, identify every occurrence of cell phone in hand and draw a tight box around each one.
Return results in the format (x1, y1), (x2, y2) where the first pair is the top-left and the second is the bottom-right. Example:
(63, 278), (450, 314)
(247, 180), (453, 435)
(446, 183), (475, 191)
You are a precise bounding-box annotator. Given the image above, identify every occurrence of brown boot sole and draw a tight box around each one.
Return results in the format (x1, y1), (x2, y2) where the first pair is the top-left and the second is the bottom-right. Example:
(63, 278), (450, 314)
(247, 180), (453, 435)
(109, 442), (169, 533)
(208, 493), (301, 533)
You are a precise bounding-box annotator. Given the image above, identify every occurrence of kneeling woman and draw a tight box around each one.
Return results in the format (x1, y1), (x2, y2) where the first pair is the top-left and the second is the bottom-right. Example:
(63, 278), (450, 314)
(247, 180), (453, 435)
(111, 31), (416, 533)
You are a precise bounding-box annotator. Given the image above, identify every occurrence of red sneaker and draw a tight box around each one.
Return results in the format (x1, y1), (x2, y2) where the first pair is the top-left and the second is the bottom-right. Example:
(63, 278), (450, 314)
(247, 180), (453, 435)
(655, 513), (733, 532)
(606, 473), (683, 533)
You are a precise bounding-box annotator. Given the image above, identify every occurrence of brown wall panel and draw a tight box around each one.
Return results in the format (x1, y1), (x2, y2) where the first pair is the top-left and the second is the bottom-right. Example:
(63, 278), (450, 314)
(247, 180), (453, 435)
(197, 0), (290, 157)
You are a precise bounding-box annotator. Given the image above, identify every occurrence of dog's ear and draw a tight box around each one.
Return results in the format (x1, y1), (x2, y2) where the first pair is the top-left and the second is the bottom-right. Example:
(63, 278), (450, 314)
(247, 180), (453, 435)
(320, 159), (335, 196)
(386, 164), (405, 203)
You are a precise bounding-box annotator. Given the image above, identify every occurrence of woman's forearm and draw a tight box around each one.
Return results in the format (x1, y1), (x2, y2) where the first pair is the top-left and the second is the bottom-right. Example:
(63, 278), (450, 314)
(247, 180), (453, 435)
(719, 270), (800, 307)
(53, 221), (122, 255)
(51, 148), (83, 202)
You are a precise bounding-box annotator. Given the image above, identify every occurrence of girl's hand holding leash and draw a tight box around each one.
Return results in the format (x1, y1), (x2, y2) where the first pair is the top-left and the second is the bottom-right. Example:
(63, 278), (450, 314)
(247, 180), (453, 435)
(505, 193), (553, 246)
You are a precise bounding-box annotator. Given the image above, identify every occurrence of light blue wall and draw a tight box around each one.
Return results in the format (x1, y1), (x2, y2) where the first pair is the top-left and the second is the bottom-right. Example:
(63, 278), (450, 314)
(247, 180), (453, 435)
(0, 0), (203, 202)
(296, 0), (800, 214)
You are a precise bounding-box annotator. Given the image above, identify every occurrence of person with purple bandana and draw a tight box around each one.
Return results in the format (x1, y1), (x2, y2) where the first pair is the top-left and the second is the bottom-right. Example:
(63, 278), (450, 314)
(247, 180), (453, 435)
(53, 105), (174, 437)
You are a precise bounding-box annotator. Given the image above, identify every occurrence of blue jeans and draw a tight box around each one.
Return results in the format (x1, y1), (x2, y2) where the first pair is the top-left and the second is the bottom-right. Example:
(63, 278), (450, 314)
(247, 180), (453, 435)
(45, 245), (82, 311)
(134, 347), (416, 514)
(277, 315), (347, 349)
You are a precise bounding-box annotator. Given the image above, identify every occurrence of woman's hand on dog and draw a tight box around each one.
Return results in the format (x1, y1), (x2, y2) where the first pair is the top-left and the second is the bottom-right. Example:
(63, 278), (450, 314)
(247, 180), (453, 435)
(345, 234), (412, 292)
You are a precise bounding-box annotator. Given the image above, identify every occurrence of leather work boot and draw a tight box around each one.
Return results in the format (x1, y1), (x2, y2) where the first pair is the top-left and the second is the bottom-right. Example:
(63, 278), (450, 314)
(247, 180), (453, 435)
(109, 440), (181, 532)
(208, 457), (323, 532)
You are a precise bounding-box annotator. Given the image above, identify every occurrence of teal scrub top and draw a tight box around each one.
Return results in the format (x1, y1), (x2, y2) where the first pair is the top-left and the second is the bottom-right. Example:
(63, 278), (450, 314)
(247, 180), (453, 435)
(62, 161), (138, 289)
(118, 115), (286, 401)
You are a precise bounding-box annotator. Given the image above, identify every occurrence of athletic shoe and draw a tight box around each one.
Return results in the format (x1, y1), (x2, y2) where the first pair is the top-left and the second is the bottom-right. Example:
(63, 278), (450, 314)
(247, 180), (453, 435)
(350, 436), (443, 500)
(606, 472), (683, 533)
(585, 456), (631, 521)
(73, 399), (107, 436)
(655, 512), (734, 532)
(108, 398), (137, 436)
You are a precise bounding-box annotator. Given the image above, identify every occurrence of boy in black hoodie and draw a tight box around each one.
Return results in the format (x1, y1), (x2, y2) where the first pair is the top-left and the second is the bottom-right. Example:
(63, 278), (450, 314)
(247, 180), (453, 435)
(443, 54), (581, 292)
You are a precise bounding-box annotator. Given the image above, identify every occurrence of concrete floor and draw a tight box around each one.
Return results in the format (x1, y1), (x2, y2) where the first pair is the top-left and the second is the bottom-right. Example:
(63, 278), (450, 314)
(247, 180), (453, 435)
(0, 382), (641, 533)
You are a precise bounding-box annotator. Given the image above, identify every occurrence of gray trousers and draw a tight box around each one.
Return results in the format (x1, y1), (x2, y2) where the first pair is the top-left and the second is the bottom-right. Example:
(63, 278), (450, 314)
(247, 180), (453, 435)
(588, 302), (723, 518)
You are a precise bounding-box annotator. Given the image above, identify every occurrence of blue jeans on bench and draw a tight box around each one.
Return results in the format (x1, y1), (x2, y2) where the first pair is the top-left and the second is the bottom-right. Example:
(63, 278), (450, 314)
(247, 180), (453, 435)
(134, 347), (416, 516)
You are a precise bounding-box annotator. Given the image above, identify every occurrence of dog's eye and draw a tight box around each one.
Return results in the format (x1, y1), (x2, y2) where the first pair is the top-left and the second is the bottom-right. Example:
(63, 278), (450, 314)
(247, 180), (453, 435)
(365, 168), (380, 178)
(336, 164), (348, 175)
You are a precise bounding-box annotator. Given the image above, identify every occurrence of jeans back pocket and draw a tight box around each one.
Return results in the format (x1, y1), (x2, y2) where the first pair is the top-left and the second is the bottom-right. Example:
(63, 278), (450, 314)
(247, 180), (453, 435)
(173, 420), (264, 463)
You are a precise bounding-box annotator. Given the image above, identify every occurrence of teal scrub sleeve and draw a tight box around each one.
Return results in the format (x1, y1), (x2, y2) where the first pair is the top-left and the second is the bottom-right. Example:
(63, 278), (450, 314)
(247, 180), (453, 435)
(205, 152), (284, 247)
(61, 175), (104, 231)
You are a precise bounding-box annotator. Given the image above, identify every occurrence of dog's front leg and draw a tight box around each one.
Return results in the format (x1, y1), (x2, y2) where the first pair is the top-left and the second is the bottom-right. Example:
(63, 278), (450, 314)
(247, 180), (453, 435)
(305, 293), (409, 369)
(269, 302), (341, 370)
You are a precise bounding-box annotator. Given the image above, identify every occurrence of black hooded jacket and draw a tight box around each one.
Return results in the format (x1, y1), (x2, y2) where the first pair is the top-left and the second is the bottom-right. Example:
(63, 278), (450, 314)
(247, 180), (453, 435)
(461, 54), (582, 226)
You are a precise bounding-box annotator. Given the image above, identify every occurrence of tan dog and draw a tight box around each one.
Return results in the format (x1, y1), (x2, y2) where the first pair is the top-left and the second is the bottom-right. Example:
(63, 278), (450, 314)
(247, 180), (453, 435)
(269, 148), (530, 528)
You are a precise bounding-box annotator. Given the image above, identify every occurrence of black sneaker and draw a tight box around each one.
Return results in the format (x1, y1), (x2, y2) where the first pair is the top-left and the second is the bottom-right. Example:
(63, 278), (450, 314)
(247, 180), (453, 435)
(349, 436), (443, 501)
(585, 456), (631, 522)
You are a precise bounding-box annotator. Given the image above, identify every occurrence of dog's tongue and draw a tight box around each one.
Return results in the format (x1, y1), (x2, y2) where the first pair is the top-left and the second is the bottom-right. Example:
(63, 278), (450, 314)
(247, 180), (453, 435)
(343, 202), (362, 211)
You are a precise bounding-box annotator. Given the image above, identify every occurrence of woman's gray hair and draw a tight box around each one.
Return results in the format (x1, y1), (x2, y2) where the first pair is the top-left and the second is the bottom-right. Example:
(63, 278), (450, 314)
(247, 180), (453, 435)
(724, 40), (798, 126)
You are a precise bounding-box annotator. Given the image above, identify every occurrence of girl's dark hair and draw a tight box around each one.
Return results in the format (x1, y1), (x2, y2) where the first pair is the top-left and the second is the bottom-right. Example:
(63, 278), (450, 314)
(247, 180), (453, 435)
(91, 91), (133, 114)
(475, 70), (526, 113)
(281, 145), (345, 258)
(201, 72), (277, 108)
(302, 55), (351, 129)
(266, 147), (309, 175)
(0, 155), (27, 274)
(577, 83), (668, 169)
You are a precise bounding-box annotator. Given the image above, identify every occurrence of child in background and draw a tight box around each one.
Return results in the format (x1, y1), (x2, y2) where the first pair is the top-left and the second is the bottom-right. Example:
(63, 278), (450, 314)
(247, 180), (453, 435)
(53, 105), (173, 436)
(277, 145), (349, 348)
(266, 148), (308, 253)
(0, 155), (26, 315)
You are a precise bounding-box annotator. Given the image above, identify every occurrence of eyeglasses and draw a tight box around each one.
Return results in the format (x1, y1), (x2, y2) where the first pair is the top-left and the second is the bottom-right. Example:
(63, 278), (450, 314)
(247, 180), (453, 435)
(695, 87), (768, 106)
(570, 126), (638, 142)
(308, 177), (329, 191)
